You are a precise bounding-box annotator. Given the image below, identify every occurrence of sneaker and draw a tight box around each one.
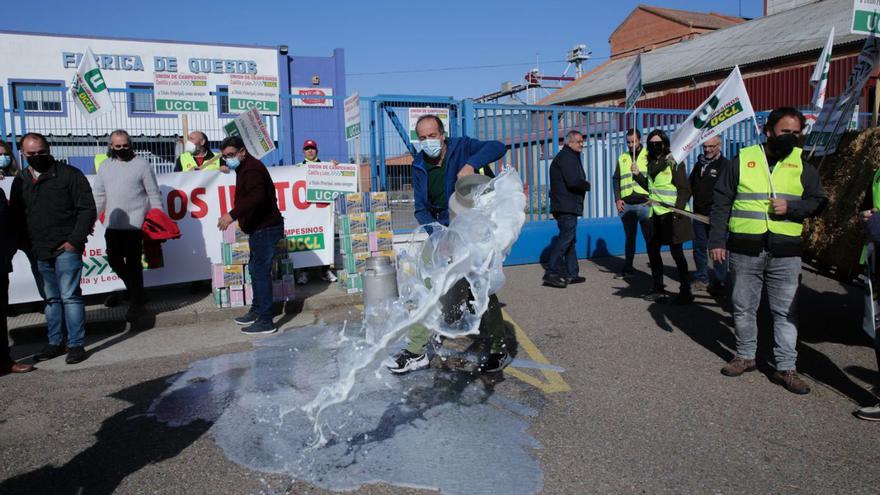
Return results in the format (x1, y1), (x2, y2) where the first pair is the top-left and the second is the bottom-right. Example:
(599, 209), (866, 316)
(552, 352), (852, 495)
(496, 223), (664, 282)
(542, 274), (567, 289)
(241, 320), (277, 335)
(125, 304), (146, 322)
(34, 344), (65, 362)
(614, 271), (635, 280)
(296, 272), (309, 285)
(234, 311), (258, 326)
(643, 289), (669, 302)
(771, 370), (811, 395)
(321, 269), (338, 283)
(670, 291), (694, 305)
(721, 357), (757, 377)
(387, 350), (429, 374)
(691, 280), (709, 291)
(854, 404), (880, 421)
(65, 346), (88, 364)
(567, 276), (586, 284)
(479, 351), (511, 373)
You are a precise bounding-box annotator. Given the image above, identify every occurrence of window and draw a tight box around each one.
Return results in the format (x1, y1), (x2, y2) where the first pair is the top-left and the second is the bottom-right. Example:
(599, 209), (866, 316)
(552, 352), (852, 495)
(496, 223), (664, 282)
(11, 82), (63, 113)
(128, 84), (155, 114)
(216, 85), (232, 116)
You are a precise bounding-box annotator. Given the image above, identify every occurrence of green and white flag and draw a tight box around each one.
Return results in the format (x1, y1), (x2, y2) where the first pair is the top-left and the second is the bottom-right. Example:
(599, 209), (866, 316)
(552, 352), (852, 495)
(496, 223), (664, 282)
(669, 66), (755, 164)
(810, 27), (835, 111)
(70, 47), (113, 120)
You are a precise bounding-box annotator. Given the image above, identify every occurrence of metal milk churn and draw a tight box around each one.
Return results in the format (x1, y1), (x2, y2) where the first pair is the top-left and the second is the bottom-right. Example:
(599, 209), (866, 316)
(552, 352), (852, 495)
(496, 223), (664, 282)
(448, 174), (492, 220)
(362, 255), (399, 311)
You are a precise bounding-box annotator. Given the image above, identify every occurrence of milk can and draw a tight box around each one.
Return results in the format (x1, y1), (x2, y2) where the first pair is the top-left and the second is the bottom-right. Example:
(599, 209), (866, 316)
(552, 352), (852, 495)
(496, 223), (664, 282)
(362, 255), (399, 311)
(448, 174), (492, 220)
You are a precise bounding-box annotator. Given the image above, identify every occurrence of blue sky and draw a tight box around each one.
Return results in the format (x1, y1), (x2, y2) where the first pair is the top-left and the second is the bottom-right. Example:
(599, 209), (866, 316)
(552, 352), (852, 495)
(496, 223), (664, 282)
(1, 0), (764, 99)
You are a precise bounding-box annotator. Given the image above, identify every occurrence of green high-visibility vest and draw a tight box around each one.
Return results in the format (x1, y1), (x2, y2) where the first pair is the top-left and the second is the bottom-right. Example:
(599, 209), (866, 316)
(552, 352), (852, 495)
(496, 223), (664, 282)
(94, 153), (109, 173)
(860, 167), (880, 264)
(647, 160), (679, 216)
(618, 148), (649, 198)
(730, 144), (804, 237)
(179, 152), (221, 171)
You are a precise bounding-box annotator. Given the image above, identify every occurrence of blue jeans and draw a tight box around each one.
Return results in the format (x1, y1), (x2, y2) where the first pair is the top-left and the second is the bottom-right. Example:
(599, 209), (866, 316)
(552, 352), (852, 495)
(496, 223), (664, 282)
(248, 222), (284, 323)
(730, 251), (801, 371)
(37, 250), (86, 348)
(692, 220), (728, 284)
(546, 213), (578, 279)
(620, 202), (650, 273)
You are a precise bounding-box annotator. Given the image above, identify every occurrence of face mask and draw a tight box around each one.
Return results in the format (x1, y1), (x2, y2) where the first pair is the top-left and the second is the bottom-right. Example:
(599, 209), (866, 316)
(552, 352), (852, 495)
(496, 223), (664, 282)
(225, 157), (241, 170)
(0, 155), (10, 168)
(647, 141), (665, 158)
(421, 139), (442, 158)
(27, 154), (54, 173)
(767, 133), (798, 158)
(112, 148), (135, 161)
(184, 141), (197, 154)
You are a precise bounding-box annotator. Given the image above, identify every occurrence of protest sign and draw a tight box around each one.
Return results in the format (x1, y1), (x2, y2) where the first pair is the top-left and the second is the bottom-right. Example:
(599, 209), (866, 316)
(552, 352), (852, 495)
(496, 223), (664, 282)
(625, 53), (643, 110)
(153, 73), (210, 113)
(228, 73), (280, 115)
(305, 161), (360, 202)
(344, 93), (361, 140)
(409, 107), (450, 141)
(224, 108), (276, 159)
(69, 47), (113, 120)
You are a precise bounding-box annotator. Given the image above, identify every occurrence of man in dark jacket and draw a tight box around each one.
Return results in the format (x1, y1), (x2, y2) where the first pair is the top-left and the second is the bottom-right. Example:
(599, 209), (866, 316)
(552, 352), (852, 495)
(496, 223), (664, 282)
(689, 135), (731, 293)
(710, 108), (826, 395)
(389, 114), (508, 375)
(10, 133), (96, 365)
(543, 131), (591, 288)
(1, 186), (34, 375)
(217, 136), (283, 335)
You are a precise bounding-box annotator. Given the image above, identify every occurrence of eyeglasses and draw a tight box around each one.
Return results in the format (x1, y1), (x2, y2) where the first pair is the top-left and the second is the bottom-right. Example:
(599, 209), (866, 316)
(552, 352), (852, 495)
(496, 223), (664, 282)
(222, 150), (242, 159)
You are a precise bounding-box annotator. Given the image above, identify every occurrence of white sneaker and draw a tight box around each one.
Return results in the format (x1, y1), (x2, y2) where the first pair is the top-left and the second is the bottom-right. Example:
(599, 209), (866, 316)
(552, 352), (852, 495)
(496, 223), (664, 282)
(296, 272), (309, 285)
(387, 350), (429, 374)
(322, 269), (338, 282)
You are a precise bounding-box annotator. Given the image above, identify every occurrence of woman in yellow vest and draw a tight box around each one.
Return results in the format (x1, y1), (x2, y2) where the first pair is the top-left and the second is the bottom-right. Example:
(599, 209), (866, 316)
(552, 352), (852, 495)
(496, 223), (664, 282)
(632, 129), (694, 304)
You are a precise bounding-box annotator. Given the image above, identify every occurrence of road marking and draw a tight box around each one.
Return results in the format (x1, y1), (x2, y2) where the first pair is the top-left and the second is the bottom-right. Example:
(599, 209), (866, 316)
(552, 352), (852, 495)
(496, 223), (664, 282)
(502, 309), (571, 394)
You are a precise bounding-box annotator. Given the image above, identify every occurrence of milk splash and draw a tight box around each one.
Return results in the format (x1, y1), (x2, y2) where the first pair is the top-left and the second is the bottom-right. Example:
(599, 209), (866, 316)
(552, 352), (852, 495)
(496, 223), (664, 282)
(301, 168), (527, 443)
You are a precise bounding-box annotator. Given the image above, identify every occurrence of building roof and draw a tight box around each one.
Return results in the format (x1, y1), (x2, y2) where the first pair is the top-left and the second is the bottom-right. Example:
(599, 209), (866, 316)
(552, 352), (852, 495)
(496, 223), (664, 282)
(543, 0), (862, 105)
(612, 4), (745, 35)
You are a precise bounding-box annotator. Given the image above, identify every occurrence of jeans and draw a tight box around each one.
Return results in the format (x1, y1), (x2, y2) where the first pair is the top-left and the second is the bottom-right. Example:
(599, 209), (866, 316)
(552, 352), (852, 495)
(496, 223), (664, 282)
(620, 202), (651, 273)
(730, 251), (801, 371)
(248, 222), (284, 323)
(37, 250), (86, 348)
(546, 213), (578, 279)
(105, 229), (145, 304)
(692, 220), (728, 284)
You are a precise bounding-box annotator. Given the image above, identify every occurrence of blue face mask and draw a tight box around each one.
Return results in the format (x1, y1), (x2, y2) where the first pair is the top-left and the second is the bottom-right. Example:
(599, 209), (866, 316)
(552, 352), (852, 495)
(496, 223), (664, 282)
(225, 157), (241, 170)
(0, 155), (10, 168)
(421, 138), (442, 158)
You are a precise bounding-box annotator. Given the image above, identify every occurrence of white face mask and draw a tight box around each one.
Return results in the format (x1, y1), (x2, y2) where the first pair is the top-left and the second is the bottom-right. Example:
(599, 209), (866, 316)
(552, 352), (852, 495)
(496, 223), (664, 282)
(184, 141), (197, 154)
(421, 138), (442, 158)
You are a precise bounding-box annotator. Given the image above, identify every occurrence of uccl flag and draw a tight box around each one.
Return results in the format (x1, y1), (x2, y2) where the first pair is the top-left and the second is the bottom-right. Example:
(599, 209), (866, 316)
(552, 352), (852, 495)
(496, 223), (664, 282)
(70, 47), (113, 120)
(810, 27), (835, 111)
(669, 66), (755, 164)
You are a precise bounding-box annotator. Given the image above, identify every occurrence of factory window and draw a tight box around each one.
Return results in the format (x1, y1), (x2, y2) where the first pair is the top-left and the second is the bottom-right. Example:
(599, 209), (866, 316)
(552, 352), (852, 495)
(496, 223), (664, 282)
(128, 84), (155, 114)
(216, 85), (235, 117)
(11, 81), (64, 113)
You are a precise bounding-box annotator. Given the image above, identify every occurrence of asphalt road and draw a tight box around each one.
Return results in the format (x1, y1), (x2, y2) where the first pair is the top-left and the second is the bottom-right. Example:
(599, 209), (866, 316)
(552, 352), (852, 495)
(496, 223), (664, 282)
(1, 253), (878, 494)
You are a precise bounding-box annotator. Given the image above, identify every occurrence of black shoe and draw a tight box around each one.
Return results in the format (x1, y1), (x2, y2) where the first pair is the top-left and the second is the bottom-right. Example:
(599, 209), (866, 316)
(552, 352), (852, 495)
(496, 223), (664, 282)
(643, 289), (669, 302)
(34, 344), (65, 362)
(542, 274), (567, 288)
(241, 320), (277, 335)
(387, 350), (429, 374)
(125, 304), (146, 322)
(234, 311), (258, 326)
(614, 271), (634, 280)
(104, 293), (121, 308)
(707, 281), (726, 297)
(567, 276), (586, 284)
(855, 404), (880, 421)
(670, 291), (694, 305)
(479, 350), (511, 373)
(65, 346), (88, 364)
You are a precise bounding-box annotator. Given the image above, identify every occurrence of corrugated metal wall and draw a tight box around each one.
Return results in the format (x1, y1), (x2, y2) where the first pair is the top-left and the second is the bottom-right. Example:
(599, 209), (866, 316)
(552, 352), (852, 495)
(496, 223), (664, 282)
(638, 55), (861, 111)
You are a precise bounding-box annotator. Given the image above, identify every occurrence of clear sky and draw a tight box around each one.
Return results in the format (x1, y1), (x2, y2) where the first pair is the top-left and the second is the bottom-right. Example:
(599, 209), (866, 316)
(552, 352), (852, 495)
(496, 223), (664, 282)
(1, 0), (764, 99)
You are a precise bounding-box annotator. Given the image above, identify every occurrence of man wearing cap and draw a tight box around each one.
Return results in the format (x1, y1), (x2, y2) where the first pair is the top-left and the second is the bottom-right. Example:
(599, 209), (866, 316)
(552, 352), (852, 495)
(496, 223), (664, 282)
(294, 139), (338, 284)
(174, 131), (226, 172)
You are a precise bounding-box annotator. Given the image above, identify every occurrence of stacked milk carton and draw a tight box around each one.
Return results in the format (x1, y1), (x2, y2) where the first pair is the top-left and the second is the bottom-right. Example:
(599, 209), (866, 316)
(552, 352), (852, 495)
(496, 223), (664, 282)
(212, 222), (296, 308)
(335, 192), (395, 293)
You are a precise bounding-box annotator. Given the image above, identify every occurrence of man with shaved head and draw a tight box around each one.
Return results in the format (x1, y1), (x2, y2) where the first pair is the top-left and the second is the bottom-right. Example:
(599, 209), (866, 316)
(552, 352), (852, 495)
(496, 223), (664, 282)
(175, 130), (224, 172)
(689, 135), (730, 295)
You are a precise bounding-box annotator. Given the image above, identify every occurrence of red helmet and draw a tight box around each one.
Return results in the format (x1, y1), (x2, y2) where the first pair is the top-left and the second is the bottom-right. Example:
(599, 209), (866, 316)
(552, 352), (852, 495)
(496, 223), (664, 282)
(302, 139), (318, 150)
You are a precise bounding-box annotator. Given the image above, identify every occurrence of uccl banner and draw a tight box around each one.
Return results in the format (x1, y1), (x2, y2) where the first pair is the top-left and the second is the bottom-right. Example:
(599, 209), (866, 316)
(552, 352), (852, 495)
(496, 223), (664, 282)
(4, 166), (333, 304)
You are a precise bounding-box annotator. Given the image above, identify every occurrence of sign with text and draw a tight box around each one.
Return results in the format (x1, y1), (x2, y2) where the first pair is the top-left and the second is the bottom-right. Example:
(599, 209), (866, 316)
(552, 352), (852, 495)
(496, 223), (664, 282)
(625, 53), (642, 110)
(224, 108), (276, 159)
(3, 166), (334, 304)
(408, 107), (451, 141)
(805, 96), (855, 156)
(851, 0), (880, 35)
(229, 73), (280, 115)
(344, 93), (361, 140)
(153, 72), (210, 113)
(305, 161), (360, 202)
(291, 87), (334, 107)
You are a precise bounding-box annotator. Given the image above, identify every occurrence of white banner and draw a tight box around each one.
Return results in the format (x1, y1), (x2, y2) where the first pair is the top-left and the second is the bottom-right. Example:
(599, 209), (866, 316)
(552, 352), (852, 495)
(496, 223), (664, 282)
(344, 93), (361, 140)
(852, 0), (880, 36)
(228, 73), (280, 115)
(223, 108), (276, 159)
(668, 66), (756, 164)
(290, 87), (334, 107)
(810, 27), (835, 111)
(409, 107), (450, 142)
(153, 72), (210, 113)
(305, 162), (360, 202)
(69, 47), (113, 121)
(4, 166), (334, 304)
(625, 53), (642, 110)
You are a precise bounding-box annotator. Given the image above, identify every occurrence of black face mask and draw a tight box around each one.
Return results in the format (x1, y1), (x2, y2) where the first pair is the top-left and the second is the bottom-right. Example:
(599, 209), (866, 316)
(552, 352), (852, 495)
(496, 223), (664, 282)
(647, 141), (666, 159)
(27, 154), (54, 173)
(767, 133), (798, 158)
(110, 148), (135, 161)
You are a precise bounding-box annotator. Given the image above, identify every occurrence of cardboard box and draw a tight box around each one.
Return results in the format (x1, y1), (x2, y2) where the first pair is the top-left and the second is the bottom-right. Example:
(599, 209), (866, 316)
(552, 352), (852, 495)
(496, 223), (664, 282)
(369, 211), (392, 232)
(213, 264), (246, 288)
(343, 192), (366, 215)
(340, 273), (363, 293)
(350, 233), (370, 253)
(214, 287), (230, 308)
(354, 251), (371, 274)
(222, 242), (250, 265)
(367, 191), (389, 213)
(375, 250), (396, 263)
(223, 222), (249, 243)
(339, 213), (369, 236)
(229, 285), (245, 307)
(371, 231), (394, 252)
(244, 283), (253, 305)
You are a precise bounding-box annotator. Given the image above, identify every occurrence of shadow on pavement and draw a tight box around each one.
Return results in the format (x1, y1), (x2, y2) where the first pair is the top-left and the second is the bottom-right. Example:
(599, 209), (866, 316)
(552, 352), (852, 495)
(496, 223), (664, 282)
(0, 374), (211, 495)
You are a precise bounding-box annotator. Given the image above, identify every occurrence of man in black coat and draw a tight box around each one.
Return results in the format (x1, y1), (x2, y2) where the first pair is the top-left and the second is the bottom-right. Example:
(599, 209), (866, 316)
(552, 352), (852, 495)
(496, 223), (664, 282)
(543, 131), (591, 288)
(689, 135), (731, 293)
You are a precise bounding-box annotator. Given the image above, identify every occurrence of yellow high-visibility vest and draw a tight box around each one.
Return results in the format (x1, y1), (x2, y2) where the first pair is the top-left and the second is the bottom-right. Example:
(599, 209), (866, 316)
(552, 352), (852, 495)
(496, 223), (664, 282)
(179, 152), (221, 171)
(94, 153), (109, 173)
(618, 148), (649, 198)
(647, 160), (679, 216)
(730, 144), (804, 237)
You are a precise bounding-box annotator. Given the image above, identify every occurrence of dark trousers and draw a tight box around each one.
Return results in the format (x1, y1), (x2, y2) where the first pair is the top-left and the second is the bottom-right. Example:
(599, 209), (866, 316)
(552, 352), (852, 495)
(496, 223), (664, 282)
(105, 229), (145, 304)
(248, 222), (284, 323)
(1, 273), (10, 365)
(546, 213), (578, 279)
(647, 238), (690, 293)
